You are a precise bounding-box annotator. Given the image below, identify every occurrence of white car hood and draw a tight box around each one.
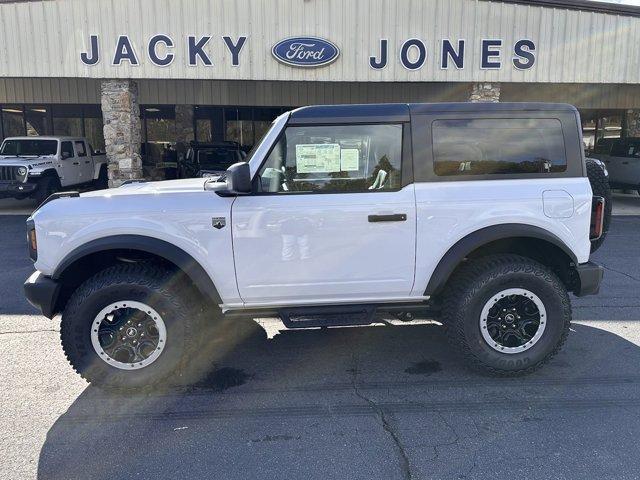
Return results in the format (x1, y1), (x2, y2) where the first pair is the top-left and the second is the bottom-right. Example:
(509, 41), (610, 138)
(81, 178), (210, 197)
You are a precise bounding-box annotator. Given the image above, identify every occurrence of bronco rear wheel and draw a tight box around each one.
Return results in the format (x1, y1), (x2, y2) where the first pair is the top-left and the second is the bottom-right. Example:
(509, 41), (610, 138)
(60, 263), (211, 389)
(442, 254), (571, 376)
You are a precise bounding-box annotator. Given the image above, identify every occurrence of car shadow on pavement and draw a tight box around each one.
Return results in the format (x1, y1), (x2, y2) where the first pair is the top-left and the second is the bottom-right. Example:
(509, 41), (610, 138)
(37, 320), (640, 480)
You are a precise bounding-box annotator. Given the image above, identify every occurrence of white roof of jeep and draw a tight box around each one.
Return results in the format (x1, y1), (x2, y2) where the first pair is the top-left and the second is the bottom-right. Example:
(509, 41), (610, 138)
(2, 136), (86, 141)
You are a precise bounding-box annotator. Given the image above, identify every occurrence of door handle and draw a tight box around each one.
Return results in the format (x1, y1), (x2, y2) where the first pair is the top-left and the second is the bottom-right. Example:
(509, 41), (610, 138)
(84, 160), (90, 164)
(368, 213), (407, 222)
(622, 161), (629, 165)
(72, 161), (79, 165)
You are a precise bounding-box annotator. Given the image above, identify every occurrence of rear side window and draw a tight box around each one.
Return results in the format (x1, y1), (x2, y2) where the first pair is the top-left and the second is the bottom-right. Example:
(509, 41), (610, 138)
(433, 118), (567, 176)
(609, 141), (640, 158)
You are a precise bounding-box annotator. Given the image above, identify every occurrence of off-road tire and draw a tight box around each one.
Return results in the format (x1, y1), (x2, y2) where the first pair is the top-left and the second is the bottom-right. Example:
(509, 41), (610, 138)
(586, 158), (611, 253)
(34, 175), (60, 205)
(442, 254), (571, 376)
(60, 263), (214, 390)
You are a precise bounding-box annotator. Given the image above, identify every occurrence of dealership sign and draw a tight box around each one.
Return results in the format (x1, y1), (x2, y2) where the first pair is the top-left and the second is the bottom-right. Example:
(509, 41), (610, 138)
(272, 37), (340, 67)
(80, 35), (535, 71)
(369, 39), (536, 70)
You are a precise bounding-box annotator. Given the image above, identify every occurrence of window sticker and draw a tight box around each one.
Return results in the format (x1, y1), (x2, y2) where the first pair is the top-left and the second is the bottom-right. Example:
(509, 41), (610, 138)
(295, 143), (341, 173)
(340, 148), (360, 171)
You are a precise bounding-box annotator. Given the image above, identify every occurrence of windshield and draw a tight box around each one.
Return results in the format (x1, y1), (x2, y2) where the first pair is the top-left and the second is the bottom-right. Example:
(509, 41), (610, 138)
(0, 139), (58, 156)
(198, 148), (242, 171)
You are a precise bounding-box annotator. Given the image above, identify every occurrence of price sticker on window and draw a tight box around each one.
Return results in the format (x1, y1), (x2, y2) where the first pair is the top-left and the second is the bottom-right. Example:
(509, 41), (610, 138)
(296, 144), (341, 173)
(340, 148), (360, 171)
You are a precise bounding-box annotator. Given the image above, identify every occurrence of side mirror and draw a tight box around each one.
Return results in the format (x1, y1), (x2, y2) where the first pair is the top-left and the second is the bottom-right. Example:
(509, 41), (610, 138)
(61, 151), (72, 159)
(219, 162), (251, 196)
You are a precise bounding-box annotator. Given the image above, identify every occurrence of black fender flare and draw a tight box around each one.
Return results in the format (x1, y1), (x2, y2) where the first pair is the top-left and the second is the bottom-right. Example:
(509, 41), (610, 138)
(53, 234), (222, 304)
(424, 223), (578, 296)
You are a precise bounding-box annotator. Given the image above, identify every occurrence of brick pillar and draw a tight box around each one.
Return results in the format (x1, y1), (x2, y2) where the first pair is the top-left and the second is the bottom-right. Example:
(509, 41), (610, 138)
(625, 110), (640, 138)
(101, 80), (143, 187)
(469, 82), (501, 102)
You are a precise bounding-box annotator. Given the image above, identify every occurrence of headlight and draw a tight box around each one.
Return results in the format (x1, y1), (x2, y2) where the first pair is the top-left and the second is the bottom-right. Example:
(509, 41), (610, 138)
(17, 166), (27, 177)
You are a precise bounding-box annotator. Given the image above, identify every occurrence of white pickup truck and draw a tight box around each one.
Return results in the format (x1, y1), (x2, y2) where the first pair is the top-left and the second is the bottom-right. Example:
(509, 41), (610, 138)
(0, 136), (108, 203)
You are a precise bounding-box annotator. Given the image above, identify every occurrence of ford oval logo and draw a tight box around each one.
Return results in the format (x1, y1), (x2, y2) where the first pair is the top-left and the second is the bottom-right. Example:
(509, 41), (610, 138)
(272, 37), (340, 67)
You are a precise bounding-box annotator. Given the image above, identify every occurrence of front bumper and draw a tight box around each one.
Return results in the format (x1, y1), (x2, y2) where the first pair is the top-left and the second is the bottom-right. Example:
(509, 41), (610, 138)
(24, 271), (60, 319)
(0, 180), (37, 198)
(574, 261), (604, 297)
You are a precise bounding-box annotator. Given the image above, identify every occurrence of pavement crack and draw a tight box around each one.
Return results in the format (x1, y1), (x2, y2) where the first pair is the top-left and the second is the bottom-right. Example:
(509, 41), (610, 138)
(350, 354), (413, 480)
(0, 328), (58, 335)
(431, 411), (461, 460)
(599, 263), (640, 283)
(461, 450), (479, 479)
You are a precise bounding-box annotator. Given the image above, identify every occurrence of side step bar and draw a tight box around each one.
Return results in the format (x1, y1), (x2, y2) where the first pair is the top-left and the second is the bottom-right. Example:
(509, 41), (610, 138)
(280, 305), (376, 329)
(223, 302), (440, 327)
(277, 302), (439, 329)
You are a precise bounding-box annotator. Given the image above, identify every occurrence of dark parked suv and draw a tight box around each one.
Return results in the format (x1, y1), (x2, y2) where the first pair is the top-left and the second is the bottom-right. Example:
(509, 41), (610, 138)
(178, 141), (246, 179)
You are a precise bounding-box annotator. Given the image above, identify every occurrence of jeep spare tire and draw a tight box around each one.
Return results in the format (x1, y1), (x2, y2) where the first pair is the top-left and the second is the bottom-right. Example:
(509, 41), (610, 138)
(585, 158), (611, 253)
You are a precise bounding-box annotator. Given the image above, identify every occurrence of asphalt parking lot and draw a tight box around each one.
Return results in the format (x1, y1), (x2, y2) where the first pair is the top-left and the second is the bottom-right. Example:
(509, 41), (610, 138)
(2, 213), (640, 480)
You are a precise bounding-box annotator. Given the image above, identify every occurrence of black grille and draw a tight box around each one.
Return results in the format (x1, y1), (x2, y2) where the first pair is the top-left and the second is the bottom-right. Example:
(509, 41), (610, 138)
(0, 166), (18, 181)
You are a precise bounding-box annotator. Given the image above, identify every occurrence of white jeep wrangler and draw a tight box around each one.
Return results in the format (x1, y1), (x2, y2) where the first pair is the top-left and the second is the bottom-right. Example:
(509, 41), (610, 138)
(0, 136), (108, 204)
(24, 103), (606, 389)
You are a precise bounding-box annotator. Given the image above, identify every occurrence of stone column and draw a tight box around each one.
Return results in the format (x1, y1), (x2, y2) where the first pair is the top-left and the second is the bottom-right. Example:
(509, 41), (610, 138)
(101, 80), (143, 187)
(625, 110), (640, 138)
(469, 82), (501, 102)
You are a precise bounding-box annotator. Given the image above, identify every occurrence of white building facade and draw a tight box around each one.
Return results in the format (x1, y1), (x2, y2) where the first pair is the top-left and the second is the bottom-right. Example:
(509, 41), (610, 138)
(0, 0), (639, 183)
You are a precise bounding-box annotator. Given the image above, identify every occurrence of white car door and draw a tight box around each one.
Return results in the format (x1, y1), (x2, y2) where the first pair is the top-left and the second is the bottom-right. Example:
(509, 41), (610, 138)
(74, 140), (94, 182)
(603, 140), (640, 187)
(231, 122), (417, 306)
(615, 141), (640, 187)
(58, 140), (78, 187)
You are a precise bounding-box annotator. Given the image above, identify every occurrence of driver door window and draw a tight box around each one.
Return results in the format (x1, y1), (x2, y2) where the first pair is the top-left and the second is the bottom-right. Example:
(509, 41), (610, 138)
(257, 124), (403, 193)
(61, 141), (74, 159)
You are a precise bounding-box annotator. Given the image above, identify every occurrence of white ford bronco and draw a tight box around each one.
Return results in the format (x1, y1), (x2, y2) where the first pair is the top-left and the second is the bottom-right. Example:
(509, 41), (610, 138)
(24, 103), (606, 389)
(0, 136), (108, 204)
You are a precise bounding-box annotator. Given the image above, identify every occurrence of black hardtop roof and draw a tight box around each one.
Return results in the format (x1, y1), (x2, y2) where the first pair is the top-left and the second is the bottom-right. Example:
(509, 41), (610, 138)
(289, 102), (577, 123)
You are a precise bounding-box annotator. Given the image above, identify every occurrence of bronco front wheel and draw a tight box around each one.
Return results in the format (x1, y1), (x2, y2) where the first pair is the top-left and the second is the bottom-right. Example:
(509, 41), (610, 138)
(60, 263), (208, 389)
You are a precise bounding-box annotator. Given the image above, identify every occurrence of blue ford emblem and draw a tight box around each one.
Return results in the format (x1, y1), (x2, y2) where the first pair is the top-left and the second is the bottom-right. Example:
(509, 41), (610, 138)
(272, 37), (340, 67)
